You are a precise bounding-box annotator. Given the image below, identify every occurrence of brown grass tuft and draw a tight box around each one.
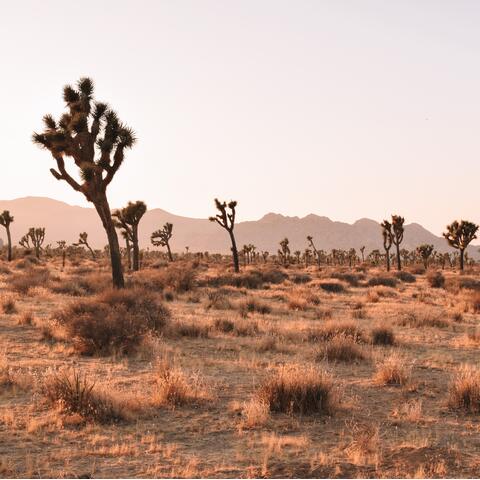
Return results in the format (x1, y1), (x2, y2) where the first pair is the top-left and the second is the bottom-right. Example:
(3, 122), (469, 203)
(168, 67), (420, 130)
(448, 365), (480, 413)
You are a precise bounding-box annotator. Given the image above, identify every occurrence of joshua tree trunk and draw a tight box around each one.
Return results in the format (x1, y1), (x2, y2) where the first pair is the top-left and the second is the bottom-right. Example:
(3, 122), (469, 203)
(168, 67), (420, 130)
(6, 227), (12, 262)
(386, 251), (391, 271)
(166, 243), (173, 262)
(460, 249), (465, 271)
(94, 196), (124, 288)
(87, 245), (96, 260)
(229, 231), (240, 273)
(62, 250), (66, 269)
(125, 237), (132, 270)
(395, 244), (401, 271)
(132, 225), (140, 271)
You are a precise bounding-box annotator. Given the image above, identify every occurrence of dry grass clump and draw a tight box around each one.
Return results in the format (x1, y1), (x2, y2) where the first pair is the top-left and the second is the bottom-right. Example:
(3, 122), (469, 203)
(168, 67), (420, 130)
(50, 273), (111, 296)
(371, 327), (395, 346)
(308, 321), (365, 343)
(319, 281), (346, 293)
(42, 369), (125, 423)
(459, 277), (480, 291)
(153, 361), (209, 407)
(206, 269), (288, 290)
(214, 318), (235, 333)
(173, 322), (210, 338)
(471, 292), (480, 313)
(133, 263), (197, 293)
(204, 289), (234, 310)
(292, 273), (312, 284)
(233, 318), (259, 336)
(367, 276), (398, 288)
(237, 297), (272, 316)
(1, 295), (17, 314)
(318, 335), (366, 363)
(397, 308), (449, 329)
(330, 272), (365, 287)
(53, 288), (170, 355)
(14, 255), (40, 270)
(0, 353), (14, 388)
(448, 365), (480, 413)
(257, 364), (336, 415)
(287, 290), (320, 311)
(240, 398), (270, 428)
(10, 267), (51, 295)
(426, 271), (445, 288)
(373, 353), (410, 386)
(394, 271), (416, 283)
(17, 310), (34, 325)
(408, 265), (425, 275)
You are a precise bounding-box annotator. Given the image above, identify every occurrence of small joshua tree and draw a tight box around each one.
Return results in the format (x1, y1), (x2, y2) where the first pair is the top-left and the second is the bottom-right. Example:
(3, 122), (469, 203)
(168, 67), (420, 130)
(391, 215), (405, 271)
(278, 238), (290, 265)
(443, 220), (479, 271)
(20, 228), (45, 259)
(307, 235), (322, 268)
(417, 244), (434, 269)
(0, 210), (14, 261)
(73, 232), (96, 260)
(209, 199), (239, 273)
(113, 201), (147, 271)
(381, 220), (393, 272)
(151, 222), (174, 262)
(359, 246), (365, 263)
(57, 240), (67, 268)
(32, 77), (136, 288)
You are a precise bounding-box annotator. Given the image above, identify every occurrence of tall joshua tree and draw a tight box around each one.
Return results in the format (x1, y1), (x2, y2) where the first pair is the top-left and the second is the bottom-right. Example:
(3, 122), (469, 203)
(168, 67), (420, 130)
(74, 232), (96, 260)
(443, 220), (479, 271)
(209, 199), (239, 273)
(57, 240), (67, 269)
(32, 77), (136, 288)
(113, 201), (147, 271)
(359, 246), (365, 263)
(0, 211), (14, 261)
(381, 220), (393, 272)
(391, 215), (405, 271)
(417, 244), (434, 269)
(151, 222), (174, 261)
(307, 235), (322, 268)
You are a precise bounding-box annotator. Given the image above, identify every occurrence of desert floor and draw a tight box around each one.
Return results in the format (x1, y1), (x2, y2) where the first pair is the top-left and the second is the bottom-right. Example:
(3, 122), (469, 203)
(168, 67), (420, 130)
(1, 256), (480, 478)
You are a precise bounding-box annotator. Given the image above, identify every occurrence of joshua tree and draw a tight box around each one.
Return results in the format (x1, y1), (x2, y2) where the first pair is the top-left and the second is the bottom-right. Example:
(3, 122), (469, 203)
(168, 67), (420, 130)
(261, 251), (269, 263)
(73, 232), (96, 260)
(359, 246), (365, 263)
(113, 201), (147, 271)
(0, 211), (14, 261)
(209, 199), (239, 273)
(391, 215), (405, 271)
(443, 220), (479, 271)
(57, 240), (67, 268)
(307, 235), (322, 268)
(348, 248), (357, 267)
(151, 222), (174, 261)
(304, 248), (312, 267)
(381, 220), (393, 271)
(278, 238), (290, 265)
(32, 77), (136, 288)
(416, 244), (434, 269)
(20, 228), (45, 258)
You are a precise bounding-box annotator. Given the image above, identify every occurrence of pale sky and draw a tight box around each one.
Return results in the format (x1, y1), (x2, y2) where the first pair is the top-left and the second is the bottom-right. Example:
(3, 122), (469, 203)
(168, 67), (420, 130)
(1, 1), (479, 237)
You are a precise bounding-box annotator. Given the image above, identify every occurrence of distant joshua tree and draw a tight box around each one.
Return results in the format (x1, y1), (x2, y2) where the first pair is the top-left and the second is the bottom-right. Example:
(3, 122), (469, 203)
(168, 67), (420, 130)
(443, 220), (479, 271)
(209, 199), (239, 273)
(151, 222), (174, 261)
(0, 210), (14, 261)
(32, 77), (136, 288)
(416, 244), (434, 269)
(391, 215), (405, 271)
(359, 246), (365, 263)
(57, 240), (67, 268)
(73, 232), (96, 260)
(19, 227), (45, 259)
(113, 201), (147, 272)
(261, 251), (269, 263)
(381, 220), (393, 271)
(278, 238), (290, 265)
(294, 250), (301, 264)
(306, 235), (321, 268)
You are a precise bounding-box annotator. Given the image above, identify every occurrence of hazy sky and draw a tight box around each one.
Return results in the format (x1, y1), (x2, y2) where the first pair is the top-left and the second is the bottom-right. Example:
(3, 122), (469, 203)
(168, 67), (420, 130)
(1, 1), (479, 236)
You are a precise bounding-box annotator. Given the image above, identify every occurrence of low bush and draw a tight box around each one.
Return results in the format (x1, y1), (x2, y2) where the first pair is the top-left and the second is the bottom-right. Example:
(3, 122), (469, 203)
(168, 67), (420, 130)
(319, 282), (346, 293)
(371, 327), (395, 345)
(318, 335), (366, 363)
(50, 273), (111, 296)
(53, 288), (170, 355)
(374, 354), (410, 386)
(214, 318), (235, 333)
(448, 365), (480, 413)
(292, 274), (312, 284)
(459, 277), (480, 291)
(10, 267), (51, 294)
(397, 309), (449, 329)
(132, 263), (197, 293)
(237, 297), (272, 316)
(427, 271), (445, 288)
(367, 276), (398, 288)
(394, 271), (416, 283)
(308, 321), (365, 343)
(331, 272), (365, 287)
(205, 269), (288, 290)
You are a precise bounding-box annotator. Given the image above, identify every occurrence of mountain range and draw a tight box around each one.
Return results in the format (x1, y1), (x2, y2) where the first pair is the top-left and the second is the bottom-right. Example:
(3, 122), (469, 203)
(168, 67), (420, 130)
(0, 197), (477, 258)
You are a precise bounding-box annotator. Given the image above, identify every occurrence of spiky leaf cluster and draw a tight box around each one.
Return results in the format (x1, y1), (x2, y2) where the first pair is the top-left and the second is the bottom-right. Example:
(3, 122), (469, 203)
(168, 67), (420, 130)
(151, 222), (173, 247)
(209, 199), (237, 232)
(443, 220), (479, 251)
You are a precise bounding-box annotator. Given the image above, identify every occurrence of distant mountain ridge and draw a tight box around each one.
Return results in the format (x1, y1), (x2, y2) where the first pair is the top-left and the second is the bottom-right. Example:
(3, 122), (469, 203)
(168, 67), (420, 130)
(0, 196), (477, 258)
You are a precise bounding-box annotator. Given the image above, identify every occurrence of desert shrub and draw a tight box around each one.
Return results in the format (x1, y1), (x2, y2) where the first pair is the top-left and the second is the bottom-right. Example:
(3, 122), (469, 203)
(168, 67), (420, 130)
(50, 273), (111, 296)
(471, 292), (480, 313)
(0, 354), (13, 388)
(448, 365), (480, 413)
(206, 269), (287, 290)
(394, 271), (416, 283)
(331, 272), (364, 287)
(205, 289), (233, 310)
(14, 255), (40, 270)
(374, 354), (410, 386)
(319, 282), (345, 293)
(54, 289), (170, 355)
(214, 318), (235, 333)
(174, 322), (209, 338)
(397, 309), (449, 328)
(1, 295), (17, 314)
(233, 318), (259, 336)
(459, 277), (480, 291)
(308, 321), (365, 343)
(427, 271), (445, 288)
(42, 369), (124, 423)
(257, 364), (335, 415)
(237, 297), (271, 316)
(367, 276), (398, 288)
(132, 263), (197, 293)
(10, 267), (51, 294)
(292, 274), (312, 284)
(0, 264), (11, 275)
(318, 335), (366, 363)
(409, 265), (426, 275)
(371, 327), (395, 345)
(240, 399), (269, 428)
